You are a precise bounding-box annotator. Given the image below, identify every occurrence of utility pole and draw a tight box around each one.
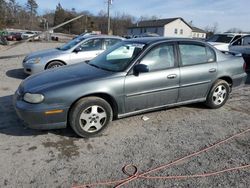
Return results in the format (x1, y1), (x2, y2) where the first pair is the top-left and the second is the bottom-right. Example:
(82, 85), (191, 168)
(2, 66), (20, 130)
(85, 15), (88, 33)
(107, 0), (112, 35)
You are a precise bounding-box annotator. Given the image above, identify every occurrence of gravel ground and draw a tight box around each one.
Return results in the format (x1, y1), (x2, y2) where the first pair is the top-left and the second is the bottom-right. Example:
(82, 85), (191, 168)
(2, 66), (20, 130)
(0, 42), (249, 188)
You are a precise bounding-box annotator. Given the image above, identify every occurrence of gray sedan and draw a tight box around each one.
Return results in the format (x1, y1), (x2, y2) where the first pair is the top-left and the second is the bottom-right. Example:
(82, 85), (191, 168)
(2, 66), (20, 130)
(14, 38), (247, 138)
(22, 35), (123, 74)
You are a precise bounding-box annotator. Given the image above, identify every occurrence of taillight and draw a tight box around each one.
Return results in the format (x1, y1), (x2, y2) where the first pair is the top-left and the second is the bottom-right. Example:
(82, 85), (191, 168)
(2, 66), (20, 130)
(243, 61), (246, 72)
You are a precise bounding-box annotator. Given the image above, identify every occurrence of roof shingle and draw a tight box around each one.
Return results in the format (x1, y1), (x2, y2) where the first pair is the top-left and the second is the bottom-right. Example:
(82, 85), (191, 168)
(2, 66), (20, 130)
(128, 17), (182, 28)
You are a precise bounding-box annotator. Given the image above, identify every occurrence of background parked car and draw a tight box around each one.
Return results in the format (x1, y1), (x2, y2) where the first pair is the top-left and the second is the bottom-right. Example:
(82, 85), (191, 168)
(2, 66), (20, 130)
(22, 35), (124, 74)
(14, 38), (247, 138)
(5, 32), (22, 41)
(206, 33), (246, 53)
(21, 31), (40, 40)
(229, 35), (250, 72)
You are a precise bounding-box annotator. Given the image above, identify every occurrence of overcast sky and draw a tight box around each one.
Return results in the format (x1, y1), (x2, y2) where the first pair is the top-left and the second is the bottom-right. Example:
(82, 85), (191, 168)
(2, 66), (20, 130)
(18, 0), (250, 32)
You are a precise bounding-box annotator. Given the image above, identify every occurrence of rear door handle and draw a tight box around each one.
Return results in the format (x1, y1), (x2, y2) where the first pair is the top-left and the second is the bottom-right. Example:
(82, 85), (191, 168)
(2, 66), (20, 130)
(209, 68), (217, 73)
(167, 74), (177, 79)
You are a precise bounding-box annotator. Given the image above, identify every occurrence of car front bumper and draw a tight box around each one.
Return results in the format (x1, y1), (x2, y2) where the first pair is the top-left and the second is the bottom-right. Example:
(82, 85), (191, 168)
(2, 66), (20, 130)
(13, 92), (69, 130)
(23, 61), (46, 75)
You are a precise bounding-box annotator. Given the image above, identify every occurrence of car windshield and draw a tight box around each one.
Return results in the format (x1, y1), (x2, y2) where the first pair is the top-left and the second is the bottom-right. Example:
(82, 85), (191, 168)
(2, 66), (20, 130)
(89, 42), (145, 72)
(206, 34), (234, 43)
(57, 37), (86, 51)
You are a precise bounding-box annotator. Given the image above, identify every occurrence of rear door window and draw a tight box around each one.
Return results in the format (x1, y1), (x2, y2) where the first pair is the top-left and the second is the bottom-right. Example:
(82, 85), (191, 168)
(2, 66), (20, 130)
(179, 44), (215, 66)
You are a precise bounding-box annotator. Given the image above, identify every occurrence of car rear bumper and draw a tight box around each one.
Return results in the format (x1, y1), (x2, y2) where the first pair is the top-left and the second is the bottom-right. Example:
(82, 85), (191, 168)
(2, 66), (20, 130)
(232, 73), (247, 87)
(13, 93), (69, 130)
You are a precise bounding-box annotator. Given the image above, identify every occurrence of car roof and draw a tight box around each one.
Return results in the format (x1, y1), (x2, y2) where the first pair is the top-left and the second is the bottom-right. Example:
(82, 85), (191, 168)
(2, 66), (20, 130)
(124, 37), (207, 45)
(79, 35), (124, 40)
(214, 33), (247, 36)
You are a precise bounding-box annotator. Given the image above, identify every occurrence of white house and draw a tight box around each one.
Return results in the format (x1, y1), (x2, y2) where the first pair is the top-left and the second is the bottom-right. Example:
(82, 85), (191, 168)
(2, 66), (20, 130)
(127, 17), (206, 39)
(191, 27), (207, 39)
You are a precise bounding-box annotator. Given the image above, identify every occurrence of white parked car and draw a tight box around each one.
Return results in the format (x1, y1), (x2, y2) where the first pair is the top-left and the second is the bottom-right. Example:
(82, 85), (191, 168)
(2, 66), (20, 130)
(229, 35), (250, 55)
(229, 35), (250, 72)
(22, 35), (124, 74)
(206, 33), (246, 53)
(21, 31), (40, 40)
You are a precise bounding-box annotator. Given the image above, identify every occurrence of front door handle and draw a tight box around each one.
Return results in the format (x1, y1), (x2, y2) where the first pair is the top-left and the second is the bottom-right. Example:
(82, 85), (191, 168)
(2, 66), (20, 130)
(209, 68), (217, 73)
(167, 74), (177, 79)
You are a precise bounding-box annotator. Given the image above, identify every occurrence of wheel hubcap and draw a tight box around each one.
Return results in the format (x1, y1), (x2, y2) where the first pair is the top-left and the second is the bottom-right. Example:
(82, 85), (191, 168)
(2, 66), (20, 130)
(50, 64), (61, 68)
(212, 85), (227, 105)
(79, 105), (107, 133)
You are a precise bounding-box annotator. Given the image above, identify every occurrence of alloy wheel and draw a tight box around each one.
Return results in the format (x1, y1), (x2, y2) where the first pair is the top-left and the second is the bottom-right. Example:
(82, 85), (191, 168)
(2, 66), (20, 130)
(212, 85), (227, 105)
(79, 105), (107, 133)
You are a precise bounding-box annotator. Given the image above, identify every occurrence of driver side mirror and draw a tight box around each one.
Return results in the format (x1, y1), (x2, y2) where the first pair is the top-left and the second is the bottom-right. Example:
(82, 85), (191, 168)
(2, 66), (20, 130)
(133, 64), (149, 75)
(73, 46), (82, 53)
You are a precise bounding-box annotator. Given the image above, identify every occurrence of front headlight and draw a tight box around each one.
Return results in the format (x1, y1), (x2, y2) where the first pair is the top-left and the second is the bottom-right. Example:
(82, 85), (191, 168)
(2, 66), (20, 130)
(26, 57), (41, 64)
(23, 93), (44, 104)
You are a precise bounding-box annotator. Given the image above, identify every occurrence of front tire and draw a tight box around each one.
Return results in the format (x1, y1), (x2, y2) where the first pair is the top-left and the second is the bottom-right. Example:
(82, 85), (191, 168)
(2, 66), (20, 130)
(46, 61), (65, 69)
(69, 97), (113, 138)
(205, 79), (230, 109)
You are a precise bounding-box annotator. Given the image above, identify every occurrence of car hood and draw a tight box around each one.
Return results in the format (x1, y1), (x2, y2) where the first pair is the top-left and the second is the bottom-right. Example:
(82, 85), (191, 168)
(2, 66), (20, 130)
(20, 63), (112, 93)
(208, 42), (229, 52)
(208, 42), (228, 46)
(25, 48), (65, 60)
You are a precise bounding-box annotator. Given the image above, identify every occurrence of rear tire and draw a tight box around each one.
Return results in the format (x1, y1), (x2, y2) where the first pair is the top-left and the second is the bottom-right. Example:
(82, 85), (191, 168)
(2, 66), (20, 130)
(46, 61), (65, 69)
(205, 79), (230, 109)
(69, 97), (113, 138)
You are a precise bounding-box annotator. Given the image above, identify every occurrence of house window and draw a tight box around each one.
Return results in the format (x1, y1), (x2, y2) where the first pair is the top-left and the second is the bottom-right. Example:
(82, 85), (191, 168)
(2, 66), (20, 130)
(180, 29), (183, 35)
(174, 28), (178, 34)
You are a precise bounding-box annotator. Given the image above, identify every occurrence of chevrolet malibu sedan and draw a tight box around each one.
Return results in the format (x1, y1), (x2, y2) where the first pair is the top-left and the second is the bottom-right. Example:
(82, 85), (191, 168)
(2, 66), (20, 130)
(14, 38), (247, 138)
(22, 35), (123, 74)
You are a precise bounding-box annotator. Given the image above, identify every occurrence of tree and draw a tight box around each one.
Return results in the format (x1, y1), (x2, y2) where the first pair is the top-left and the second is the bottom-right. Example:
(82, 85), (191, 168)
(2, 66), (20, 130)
(26, 0), (38, 29)
(204, 22), (218, 34)
(0, 0), (7, 29)
(111, 12), (134, 36)
(54, 3), (66, 32)
(139, 15), (159, 21)
(6, 0), (22, 25)
(204, 22), (218, 38)
(226, 28), (242, 33)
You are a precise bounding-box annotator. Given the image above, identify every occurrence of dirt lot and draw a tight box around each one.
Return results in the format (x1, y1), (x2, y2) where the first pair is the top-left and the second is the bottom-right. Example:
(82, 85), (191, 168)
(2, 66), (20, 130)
(0, 42), (249, 188)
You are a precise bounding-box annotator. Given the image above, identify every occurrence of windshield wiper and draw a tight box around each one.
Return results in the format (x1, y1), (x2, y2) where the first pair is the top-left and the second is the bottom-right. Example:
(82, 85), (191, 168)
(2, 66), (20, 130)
(89, 63), (101, 69)
(89, 63), (111, 72)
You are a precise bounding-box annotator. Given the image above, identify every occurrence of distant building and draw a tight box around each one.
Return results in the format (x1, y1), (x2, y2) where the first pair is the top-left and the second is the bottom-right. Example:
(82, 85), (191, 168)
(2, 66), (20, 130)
(191, 26), (207, 39)
(127, 17), (206, 39)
